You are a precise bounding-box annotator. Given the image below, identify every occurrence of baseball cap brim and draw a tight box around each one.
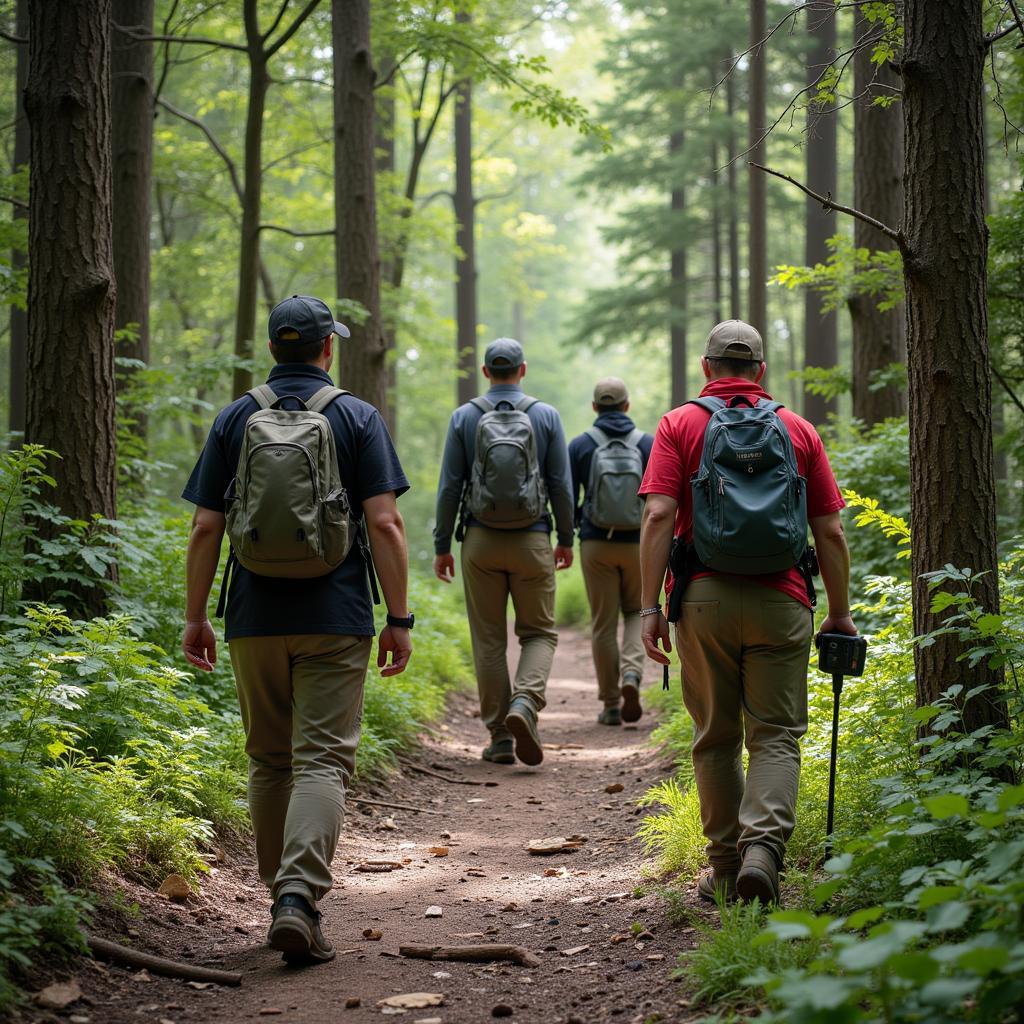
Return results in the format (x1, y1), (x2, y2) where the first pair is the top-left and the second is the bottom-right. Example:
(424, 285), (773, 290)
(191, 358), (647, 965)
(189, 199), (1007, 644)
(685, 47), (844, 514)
(333, 320), (351, 339)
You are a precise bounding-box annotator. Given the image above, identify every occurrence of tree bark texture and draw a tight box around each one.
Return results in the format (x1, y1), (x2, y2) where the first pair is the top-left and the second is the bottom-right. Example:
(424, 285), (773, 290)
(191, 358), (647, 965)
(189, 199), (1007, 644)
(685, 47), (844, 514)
(112, 0), (154, 432)
(670, 129), (687, 408)
(8, 0), (28, 438)
(24, 0), (118, 615)
(453, 74), (477, 407)
(802, 1), (838, 424)
(334, 0), (387, 415)
(848, 12), (905, 424)
(903, 0), (1006, 729)
(747, 0), (767, 342)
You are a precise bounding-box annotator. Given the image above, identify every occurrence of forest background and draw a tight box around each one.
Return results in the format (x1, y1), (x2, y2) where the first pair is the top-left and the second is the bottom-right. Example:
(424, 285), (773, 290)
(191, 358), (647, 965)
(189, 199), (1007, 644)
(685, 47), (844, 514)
(1, 0), (1024, 1020)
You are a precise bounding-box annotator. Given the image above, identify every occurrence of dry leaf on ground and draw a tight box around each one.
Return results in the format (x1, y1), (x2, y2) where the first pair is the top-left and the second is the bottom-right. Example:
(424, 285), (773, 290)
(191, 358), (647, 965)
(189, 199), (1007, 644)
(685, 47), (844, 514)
(363, 928), (383, 941)
(34, 980), (82, 1010)
(157, 873), (191, 901)
(428, 846), (449, 857)
(376, 992), (445, 1009)
(604, 783), (625, 794)
(526, 835), (587, 855)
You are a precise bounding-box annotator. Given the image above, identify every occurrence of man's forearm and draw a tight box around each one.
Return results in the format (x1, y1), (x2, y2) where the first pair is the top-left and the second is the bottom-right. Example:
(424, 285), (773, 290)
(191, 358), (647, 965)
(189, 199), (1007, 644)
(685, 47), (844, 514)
(639, 498), (677, 608)
(368, 515), (409, 617)
(185, 519), (225, 621)
(815, 531), (851, 616)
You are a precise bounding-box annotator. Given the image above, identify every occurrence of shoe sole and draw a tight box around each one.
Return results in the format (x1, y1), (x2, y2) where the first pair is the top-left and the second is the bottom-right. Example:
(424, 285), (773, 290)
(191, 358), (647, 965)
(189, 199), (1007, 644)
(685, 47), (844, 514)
(482, 751), (516, 764)
(736, 866), (778, 906)
(505, 710), (543, 766)
(269, 917), (336, 965)
(597, 717), (622, 726)
(621, 683), (643, 723)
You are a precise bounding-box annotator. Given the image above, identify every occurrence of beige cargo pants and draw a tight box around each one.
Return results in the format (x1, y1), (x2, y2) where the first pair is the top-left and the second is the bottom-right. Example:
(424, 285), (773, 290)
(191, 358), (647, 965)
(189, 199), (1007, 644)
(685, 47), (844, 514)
(229, 633), (372, 904)
(675, 575), (812, 871)
(581, 539), (645, 705)
(461, 525), (557, 738)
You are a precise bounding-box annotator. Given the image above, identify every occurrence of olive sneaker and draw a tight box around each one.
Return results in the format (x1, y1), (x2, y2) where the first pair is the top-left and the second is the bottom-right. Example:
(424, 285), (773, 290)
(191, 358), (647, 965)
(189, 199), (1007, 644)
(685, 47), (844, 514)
(505, 696), (543, 766)
(268, 894), (335, 965)
(597, 705), (622, 726)
(697, 867), (738, 904)
(482, 737), (515, 764)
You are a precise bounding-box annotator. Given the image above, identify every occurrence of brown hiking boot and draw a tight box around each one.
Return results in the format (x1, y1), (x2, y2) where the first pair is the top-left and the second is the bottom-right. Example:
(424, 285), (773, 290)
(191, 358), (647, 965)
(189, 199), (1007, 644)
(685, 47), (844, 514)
(736, 844), (780, 905)
(505, 696), (543, 766)
(268, 894), (335, 965)
(697, 867), (738, 904)
(620, 673), (643, 723)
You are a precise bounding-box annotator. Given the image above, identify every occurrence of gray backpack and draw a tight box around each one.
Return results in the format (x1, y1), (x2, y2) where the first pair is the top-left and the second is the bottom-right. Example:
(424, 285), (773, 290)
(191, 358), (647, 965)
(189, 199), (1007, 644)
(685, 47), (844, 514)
(465, 395), (548, 529)
(688, 395), (807, 574)
(583, 426), (645, 534)
(225, 384), (355, 577)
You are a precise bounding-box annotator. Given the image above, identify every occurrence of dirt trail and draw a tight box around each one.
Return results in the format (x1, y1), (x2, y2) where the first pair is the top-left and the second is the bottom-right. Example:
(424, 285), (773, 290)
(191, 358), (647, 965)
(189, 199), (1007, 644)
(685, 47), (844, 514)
(47, 630), (701, 1024)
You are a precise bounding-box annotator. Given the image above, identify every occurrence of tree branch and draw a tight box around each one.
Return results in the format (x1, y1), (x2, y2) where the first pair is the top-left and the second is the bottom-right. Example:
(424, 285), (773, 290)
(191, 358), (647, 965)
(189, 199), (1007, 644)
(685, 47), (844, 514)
(993, 364), (1024, 417)
(0, 28), (26, 45)
(155, 97), (244, 203)
(985, 0), (1024, 45)
(264, 0), (320, 59)
(258, 223), (335, 238)
(749, 162), (904, 247)
(112, 23), (247, 53)
(0, 193), (28, 211)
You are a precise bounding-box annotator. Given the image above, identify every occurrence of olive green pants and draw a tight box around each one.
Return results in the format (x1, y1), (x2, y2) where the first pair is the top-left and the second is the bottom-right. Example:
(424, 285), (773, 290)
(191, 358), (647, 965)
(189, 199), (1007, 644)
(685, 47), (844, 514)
(229, 633), (372, 904)
(675, 576), (812, 871)
(461, 526), (557, 738)
(581, 539), (645, 705)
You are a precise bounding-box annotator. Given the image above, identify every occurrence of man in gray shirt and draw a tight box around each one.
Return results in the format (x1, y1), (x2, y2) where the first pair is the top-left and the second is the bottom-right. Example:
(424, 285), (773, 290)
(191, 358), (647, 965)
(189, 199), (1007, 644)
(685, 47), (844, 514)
(434, 338), (574, 766)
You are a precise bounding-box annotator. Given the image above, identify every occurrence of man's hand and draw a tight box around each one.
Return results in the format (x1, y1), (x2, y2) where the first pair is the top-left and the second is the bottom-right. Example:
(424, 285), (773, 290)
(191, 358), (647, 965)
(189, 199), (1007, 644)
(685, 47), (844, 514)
(641, 610), (672, 666)
(819, 612), (858, 636)
(378, 625), (412, 676)
(183, 618), (217, 672)
(554, 545), (574, 571)
(434, 553), (455, 583)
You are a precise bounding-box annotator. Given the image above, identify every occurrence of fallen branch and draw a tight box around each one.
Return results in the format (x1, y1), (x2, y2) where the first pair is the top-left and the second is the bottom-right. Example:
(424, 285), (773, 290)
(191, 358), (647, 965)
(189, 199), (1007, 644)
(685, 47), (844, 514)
(749, 161), (905, 250)
(85, 934), (242, 987)
(400, 943), (541, 968)
(351, 796), (444, 816)
(402, 763), (481, 786)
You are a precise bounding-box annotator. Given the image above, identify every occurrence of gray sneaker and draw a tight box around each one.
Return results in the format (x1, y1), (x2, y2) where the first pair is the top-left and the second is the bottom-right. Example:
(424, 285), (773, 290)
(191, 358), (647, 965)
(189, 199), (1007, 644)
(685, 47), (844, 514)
(268, 894), (335, 965)
(504, 696), (543, 766)
(482, 737), (515, 764)
(736, 844), (780, 905)
(620, 673), (643, 723)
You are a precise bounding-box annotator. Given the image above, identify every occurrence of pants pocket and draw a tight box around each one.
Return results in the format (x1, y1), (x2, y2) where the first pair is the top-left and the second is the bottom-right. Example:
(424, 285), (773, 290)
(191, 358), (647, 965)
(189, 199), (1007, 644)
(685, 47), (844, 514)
(681, 600), (719, 637)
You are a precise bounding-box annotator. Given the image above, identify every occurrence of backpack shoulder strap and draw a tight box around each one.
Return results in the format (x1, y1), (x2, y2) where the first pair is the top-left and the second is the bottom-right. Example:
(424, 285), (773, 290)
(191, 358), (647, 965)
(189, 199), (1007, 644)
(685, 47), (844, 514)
(515, 395), (539, 413)
(756, 399), (784, 414)
(686, 396), (727, 415)
(623, 428), (644, 448)
(306, 385), (350, 414)
(248, 384), (277, 410)
(470, 397), (494, 414)
(585, 426), (610, 448)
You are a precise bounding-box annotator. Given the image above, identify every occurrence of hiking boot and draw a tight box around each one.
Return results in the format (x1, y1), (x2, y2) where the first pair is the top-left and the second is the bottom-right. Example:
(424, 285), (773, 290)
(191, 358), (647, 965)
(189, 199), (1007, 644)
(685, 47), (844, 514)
(736, 844), (780, 906)
(268, 894), (335, 965)
(621, 673), (643, 723)
(597, 705), (622, 726)
(482, 737), (515, 764)
(697, 867), (738, 904)
(505, 696), (543, 766)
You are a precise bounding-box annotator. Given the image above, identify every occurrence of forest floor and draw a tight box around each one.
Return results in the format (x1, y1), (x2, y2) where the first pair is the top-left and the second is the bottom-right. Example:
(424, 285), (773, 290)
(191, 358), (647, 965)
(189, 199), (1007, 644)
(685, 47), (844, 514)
(22, 630), (708, 1024)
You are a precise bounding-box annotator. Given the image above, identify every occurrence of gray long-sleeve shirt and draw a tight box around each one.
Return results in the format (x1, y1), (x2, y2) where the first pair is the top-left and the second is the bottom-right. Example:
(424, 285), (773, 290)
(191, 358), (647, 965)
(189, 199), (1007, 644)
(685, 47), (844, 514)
(433, 383), (575, 555)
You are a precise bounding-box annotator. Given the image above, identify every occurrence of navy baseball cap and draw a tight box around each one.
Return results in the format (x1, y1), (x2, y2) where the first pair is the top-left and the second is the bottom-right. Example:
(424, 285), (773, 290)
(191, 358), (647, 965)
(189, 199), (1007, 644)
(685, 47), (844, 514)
(268, 295), (351, 345)
(484, 337), (524, 370)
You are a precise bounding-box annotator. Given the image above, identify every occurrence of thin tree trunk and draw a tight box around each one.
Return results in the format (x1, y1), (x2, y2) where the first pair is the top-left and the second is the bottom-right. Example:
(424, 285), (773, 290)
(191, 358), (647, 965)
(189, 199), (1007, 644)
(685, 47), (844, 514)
(334, 0), (386, 414)
(670, 127), (687, 408)
(803, 1), (838, 424)
(848, 12), (905, 424)
(725, 67), (741, 320)
(709, 67), (723, 326)
(8, 0), (28, 439)
(903, 0), (1006, 730)
(376, 52), (398, 433)
(747, 0), (767, 343)
(112, 0), (154, 440)
(24, 0), (118, 616)
(453, 54), (477, 408)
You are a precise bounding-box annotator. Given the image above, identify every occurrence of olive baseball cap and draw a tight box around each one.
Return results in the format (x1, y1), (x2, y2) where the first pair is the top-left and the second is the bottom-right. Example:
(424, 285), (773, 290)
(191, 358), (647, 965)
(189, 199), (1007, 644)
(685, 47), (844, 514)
(704, 319), (764, 361)
(268, 294), (351, 344)
(484, 337), (524, 371)
(593, 376), (629, 406)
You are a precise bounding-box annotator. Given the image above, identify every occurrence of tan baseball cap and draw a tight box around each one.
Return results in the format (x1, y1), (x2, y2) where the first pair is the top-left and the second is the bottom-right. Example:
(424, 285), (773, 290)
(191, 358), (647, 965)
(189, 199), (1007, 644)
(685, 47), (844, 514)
(704, 320), (764, 361)
(593, 376), (629, 406)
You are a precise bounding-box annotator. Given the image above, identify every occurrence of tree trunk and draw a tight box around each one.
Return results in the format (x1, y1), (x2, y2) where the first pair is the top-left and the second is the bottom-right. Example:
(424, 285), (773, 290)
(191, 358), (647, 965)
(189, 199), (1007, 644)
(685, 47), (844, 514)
(747, 0), (767, 343)
(111, 0), (154, 439)
(709, 68), (723, 326)
(453, 66), (477, 408)
(24, 0), (118, 616)
(802, 2), (838, 424)
(848, 12), (905, 424)
(376, 52), (398, 433)
(725, 65), (741, 320)
(670, 128), (687, 408)
(8, 0), (28, 439)
(333, 0), (386, 414)
(903, 0), (1006, 730)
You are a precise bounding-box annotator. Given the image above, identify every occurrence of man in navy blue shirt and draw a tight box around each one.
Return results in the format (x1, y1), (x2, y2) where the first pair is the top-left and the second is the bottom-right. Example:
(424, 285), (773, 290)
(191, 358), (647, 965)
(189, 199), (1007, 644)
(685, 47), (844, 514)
(182, 295), (411, 966)
(569, 377), (653, 726)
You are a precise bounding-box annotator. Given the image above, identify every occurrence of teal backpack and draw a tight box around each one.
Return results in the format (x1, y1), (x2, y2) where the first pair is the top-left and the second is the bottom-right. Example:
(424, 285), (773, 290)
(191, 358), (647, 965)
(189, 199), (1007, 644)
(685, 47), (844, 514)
(688, 396), (808, 574)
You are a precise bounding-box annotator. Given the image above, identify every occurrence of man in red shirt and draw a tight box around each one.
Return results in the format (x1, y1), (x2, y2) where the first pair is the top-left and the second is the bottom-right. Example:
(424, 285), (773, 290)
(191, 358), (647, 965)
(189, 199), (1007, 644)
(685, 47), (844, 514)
(638, 320), (856, 905)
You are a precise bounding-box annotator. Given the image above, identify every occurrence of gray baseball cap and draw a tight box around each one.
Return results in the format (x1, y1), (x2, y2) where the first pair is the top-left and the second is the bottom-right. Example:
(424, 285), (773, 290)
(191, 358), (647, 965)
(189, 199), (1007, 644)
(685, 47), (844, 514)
(593, 376), (629, 406)
(268, 294), (351, 345)
(704, 320), (764, 361)
(484, 337), (524, 371)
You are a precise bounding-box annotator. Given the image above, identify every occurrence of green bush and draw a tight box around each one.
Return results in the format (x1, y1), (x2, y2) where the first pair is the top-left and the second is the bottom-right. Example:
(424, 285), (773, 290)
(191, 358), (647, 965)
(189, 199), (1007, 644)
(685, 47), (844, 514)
(556, 558), (590, 627)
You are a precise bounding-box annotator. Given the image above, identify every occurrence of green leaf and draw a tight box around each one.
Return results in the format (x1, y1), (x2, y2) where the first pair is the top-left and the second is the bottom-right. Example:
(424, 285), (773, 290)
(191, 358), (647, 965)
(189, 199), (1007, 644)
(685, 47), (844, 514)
(917, 885), (963, 910)
(847, 906), (886, 930)
(919, 977), (979, 1006)
(957, 945), (1009, 975)
(923, 794), (970, 819)
(926, 900), (970, 932)
(997, 784), (1024, 812)
(888, 950), (941, 983)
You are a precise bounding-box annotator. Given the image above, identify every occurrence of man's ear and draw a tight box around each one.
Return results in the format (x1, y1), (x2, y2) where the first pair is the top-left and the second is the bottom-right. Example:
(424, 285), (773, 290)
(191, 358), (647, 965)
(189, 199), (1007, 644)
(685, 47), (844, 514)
(701, 357), (712, 380)
(623, 400), (631, 413)
(519, 362), (527, 380)
(482, 365), (492, 380)
(754, 361), (766, 384)
(592, 402), (599, 413)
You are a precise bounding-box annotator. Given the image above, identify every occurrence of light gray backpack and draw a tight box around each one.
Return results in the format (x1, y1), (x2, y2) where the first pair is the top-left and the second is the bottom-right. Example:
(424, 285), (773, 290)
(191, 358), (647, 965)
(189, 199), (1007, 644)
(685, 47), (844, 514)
(465, 395), (548, 529)
(583, 426), (645, 534)
(225, 384), (354, 577)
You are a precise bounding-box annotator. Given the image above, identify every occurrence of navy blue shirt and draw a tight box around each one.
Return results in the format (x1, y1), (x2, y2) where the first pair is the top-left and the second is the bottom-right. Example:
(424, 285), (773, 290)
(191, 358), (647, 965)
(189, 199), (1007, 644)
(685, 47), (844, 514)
(182, 364), (409, 640)
(568, 411), (654, 543)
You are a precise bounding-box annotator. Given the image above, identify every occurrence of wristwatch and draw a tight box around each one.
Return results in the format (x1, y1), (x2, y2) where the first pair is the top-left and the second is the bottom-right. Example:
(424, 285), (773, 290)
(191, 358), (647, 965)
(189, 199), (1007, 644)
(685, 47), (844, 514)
(386, 613), (415, 630)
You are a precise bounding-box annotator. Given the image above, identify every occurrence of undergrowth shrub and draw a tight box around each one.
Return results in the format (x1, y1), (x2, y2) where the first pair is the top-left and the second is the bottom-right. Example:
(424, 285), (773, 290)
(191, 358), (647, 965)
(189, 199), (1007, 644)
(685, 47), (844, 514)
(556, 559), (590, 627)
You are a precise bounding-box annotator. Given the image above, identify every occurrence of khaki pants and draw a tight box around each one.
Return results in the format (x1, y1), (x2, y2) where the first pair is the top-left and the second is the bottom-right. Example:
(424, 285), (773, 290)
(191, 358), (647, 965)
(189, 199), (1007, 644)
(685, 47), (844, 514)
(581, 539), (644, 705)
(675, 576), (812, 871)
(461, 526), (557, 737)
(229, 633), (372, 904)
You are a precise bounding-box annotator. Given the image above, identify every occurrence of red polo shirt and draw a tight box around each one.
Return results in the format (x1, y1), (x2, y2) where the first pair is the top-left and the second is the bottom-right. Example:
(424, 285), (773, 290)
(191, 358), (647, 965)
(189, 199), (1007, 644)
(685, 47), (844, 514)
(638, 378), (845, 607)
